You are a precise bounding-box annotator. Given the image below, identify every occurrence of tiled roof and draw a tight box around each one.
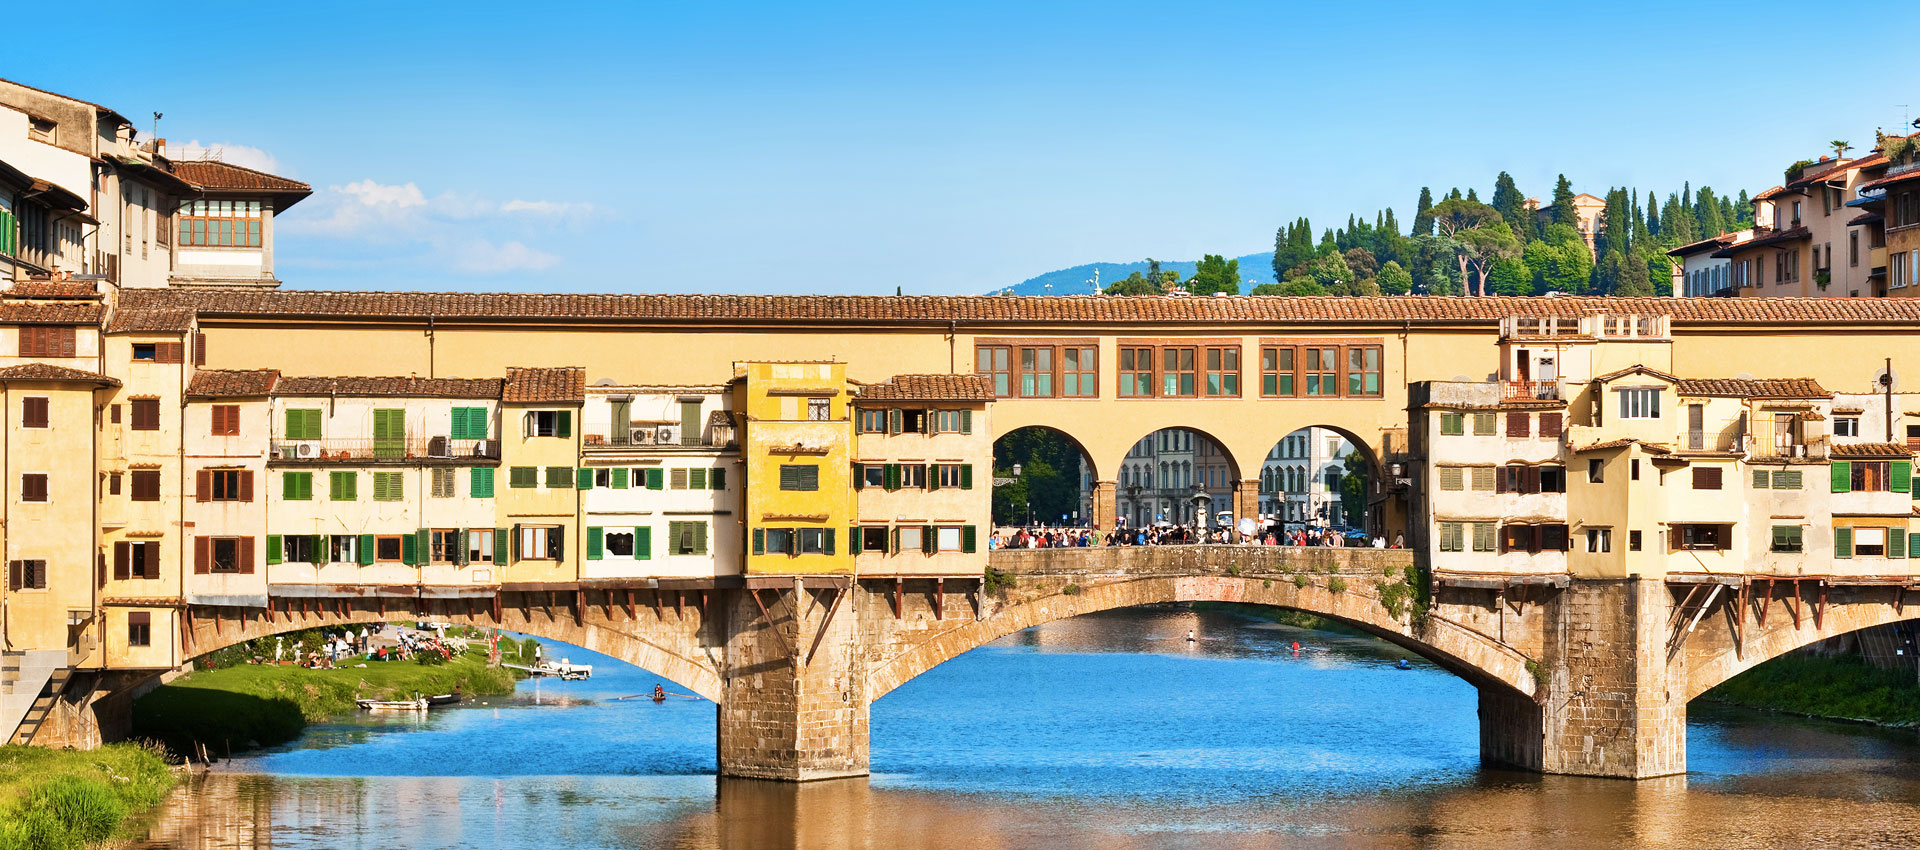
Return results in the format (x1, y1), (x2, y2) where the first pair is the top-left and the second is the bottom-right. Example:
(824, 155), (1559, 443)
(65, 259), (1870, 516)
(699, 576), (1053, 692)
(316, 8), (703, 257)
(858, 374), (996, 402)
(6, 281), (98, 300)
(0, 302), (104, 324)
(106, 309), (194, 334)
(168, 160), (311, 193)
(0, 363), (119, 386)
(1674, 378), (1830, 399)
(1572, 438), (1670, 454)
(707, 410), (734, 428)
(503, 367), (584, 403)
(1592, 364), (1679, 384)
(1849, 211), (1884, 227)
(1787, 158), (1856, 188)
(1752, 185), (1788, 201)
(1666, 233), (1734, 257)
(111, 288), (1920, 327)
(275, 375), (504, 399)
(1858, 169), (1920, 193)
(1714, 227), (1810, 258)
(186, 369), (280, 397)
(1830, 442), (1912, 458)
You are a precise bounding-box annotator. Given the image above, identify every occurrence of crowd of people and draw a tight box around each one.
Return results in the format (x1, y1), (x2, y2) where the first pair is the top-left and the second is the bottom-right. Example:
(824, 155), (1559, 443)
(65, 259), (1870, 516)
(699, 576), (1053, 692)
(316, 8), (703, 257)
(990, 524), (1406, 550)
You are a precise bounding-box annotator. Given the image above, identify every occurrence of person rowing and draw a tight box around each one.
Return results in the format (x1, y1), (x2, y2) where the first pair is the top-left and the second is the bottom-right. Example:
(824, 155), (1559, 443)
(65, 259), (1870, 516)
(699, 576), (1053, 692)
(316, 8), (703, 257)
(1186, 629), (1196, 643)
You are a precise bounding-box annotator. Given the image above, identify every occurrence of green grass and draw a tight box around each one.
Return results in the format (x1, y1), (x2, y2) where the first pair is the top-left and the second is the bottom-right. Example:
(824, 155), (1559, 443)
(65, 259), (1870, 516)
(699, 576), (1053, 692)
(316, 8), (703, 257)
(0, 743), (176, 850)
(134, 645), (518, 757)
(1703, 652), (1920, 726)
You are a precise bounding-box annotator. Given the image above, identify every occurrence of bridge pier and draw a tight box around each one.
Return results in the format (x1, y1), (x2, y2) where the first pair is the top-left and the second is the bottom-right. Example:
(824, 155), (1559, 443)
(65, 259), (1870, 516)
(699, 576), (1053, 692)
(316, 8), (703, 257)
(718, 581), (871, 781)
(1481, 578), (1686, 779)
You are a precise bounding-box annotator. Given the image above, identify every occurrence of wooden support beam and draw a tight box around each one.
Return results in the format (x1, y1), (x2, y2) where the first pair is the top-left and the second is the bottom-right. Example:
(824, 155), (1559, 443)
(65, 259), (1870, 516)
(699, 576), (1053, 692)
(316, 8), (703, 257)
(935, 578), (945, 621)
(675, 590), (684, 620)
(492, 592), (503, 623)
(1732, 583), (1746, 657)
(652, 589), (663, 621)
(575, 589), (586, 626)
(1668, 583), (1705, 630)
(1755, 578), (1770, 626)
(1788, 580), (1801, 629)
(804, 579), (849, 666)
(213, 606), (222, 637)
(1815, 581), (1827, 630)
(893, 577), (903, 620)
(624, 589), (635, 620)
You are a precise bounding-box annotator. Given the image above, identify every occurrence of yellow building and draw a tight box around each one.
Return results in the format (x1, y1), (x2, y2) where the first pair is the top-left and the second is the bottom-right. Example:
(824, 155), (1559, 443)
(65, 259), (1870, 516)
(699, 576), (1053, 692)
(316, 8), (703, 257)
(737, 362), (854, 575)
(497, 367), (585, 586)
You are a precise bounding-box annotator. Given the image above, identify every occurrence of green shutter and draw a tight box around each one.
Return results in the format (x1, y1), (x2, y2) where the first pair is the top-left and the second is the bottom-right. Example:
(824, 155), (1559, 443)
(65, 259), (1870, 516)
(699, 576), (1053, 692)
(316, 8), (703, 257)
(358, 533), (376, 565)
(711, 468), (726, 490)
(471, 467), (494, 498)
(266, 534), (282, 565)
(888, 408), (902, 435)
(636, 526), (651, 560)
(694, 523), (707, 555)
(612, 468), (629, 489)
(373, 409), (405, 458)
(1893, 527), (1908, 559)
(457, 529), (470, 565)
(1895, 461), (1912, 494)
(960, 409), (972, 434)
(1832, 462), (1852, 493)
(556, 410), (572, 438)
(646, 468), (664, 490)
(922, 525), (936, 554)
(1834, 526), (1853, 558)
(927, 464), (940, 491)
(495, 528), (510, 564)
(824, 528), (835, 556)
(885, 463), (900, 491)
(963, 525), (977, 553)
(310, 535), (326, 565)
(402, 532), (417, 565)
(1753, 469), (1769, 489)
(448, 407), (467, 440)
(690, 468), (707, 489)
(852, 463), (865, 490)
(752, 528), (765, 555)
(961, 464), (973, 490)
(1911, 533), (1920, 559)
(850, 527), (863, 554)
(587, 527), (603, 560)
(578, 468), (595, 490)
(417, 529), (430, 563)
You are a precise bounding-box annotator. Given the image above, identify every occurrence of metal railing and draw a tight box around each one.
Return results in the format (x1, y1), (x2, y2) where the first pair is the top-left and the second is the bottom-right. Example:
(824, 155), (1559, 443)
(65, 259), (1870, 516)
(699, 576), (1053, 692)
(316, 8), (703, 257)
(1502, 380), (1560, 401)
(268, 436), (500, 462)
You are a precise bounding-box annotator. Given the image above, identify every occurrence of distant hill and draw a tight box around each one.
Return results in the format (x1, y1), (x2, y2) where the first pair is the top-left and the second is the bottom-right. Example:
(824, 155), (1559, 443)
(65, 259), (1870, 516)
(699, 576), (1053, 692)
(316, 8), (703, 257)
(993, 251), (1272, 296)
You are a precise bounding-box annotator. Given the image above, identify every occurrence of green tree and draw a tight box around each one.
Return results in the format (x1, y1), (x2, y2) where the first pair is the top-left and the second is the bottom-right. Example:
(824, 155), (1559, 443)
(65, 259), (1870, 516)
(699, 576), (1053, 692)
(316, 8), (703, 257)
(1412, 187), (1435, 236)
(1272, 218), (1316, 281)
(1525, 224), (1594, 294)
(1695, 186), (1726, 237)
(1487, 256), (1533, 296)
(1457, 223), (1521, 295)
(1103, 272), (1162, 296)
(1269, 278), (1326, 296)
(1189, 254), (1241, 295)
(1491, 171), (1531, 243)
(1376, 260), (1413, 295)
(1338, 452), (1370, 531)
(1305, 252), (1356, 294)
(1427, 197), (1507, 294)
(1549, 174), (1577, 226)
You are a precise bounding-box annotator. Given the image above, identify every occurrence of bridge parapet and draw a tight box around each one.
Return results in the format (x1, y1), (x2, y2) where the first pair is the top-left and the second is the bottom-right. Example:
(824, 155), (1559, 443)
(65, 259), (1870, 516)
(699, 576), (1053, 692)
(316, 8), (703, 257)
(988, 545), (1413, 577)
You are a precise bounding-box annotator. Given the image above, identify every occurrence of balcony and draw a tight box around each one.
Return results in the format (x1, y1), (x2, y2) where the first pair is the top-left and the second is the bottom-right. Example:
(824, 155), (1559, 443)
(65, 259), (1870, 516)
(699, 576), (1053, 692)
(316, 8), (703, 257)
(1742, 435), (1829, 462)
(1502, 380), (1560, 401)
(268, 436), (500, 464)
(585, 420), (737, 451)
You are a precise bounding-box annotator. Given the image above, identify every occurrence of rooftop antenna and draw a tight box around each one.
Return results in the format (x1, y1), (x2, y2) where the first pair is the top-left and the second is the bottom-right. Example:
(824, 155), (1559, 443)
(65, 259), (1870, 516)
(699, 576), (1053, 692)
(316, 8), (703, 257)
(1901, 104), (1912, 130)
(151, 112), (162, 143)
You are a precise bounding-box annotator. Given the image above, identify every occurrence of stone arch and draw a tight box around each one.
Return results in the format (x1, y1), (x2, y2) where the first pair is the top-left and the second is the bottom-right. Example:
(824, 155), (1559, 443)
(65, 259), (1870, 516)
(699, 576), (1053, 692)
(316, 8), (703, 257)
(1250, 421), (1396, 535)
(177, 593), (726, 703)
(866, 560), (1538, 703)
(1684, 583), (1916, 701)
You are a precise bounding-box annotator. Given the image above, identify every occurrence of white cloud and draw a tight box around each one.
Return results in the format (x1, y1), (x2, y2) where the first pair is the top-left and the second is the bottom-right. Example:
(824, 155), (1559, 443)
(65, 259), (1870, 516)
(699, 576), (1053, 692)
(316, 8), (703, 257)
(499, 199), (595, 216)
(448, 240), (560, 274)
(171, 140), (283, 174)
(277, 178), (588, 277)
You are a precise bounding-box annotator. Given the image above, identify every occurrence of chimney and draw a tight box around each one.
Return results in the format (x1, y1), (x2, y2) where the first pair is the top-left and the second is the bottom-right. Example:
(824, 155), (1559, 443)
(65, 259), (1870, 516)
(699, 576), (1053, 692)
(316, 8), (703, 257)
(154, 138), (167, 157)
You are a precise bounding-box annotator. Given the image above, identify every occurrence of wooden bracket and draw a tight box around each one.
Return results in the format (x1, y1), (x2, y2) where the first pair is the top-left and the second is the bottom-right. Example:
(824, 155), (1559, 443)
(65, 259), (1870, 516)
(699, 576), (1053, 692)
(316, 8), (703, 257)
(675, 590), (684, 620)
(1787, 580), (1801, 629)
(934, 578), (945, 621)
(749, 587), (795, 660)
(892, 577), (903, 620)
(652, 589), (664, 621)
(624, 589), (635, 620)
(1815, 581), (1827, 630)
(804, 578), (850, 666)
(1754, 578), (1770, 626)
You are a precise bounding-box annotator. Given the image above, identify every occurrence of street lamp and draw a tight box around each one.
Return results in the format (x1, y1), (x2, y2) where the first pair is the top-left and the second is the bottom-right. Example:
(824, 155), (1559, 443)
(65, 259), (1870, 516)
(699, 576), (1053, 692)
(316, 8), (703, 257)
(1012, 463), (1030, 526)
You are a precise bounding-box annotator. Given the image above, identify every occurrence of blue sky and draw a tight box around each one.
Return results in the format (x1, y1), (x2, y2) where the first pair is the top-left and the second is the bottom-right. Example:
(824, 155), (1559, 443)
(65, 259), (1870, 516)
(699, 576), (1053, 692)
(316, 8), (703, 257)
(12, 1), (1907, 294)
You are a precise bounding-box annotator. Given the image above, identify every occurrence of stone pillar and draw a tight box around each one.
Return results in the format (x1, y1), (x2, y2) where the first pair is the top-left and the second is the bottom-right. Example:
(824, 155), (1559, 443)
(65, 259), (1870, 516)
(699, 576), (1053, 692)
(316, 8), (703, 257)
(1090, 480), (1116, 531)
(1482, 577), (1687, 778)
(1233, 479), (1260, 528)
(718, 581), (870, 781)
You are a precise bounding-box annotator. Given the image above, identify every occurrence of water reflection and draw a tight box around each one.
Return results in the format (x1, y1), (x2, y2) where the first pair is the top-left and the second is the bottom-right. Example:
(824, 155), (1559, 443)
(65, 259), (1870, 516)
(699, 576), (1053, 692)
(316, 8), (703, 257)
(129, 606), (1920, 850)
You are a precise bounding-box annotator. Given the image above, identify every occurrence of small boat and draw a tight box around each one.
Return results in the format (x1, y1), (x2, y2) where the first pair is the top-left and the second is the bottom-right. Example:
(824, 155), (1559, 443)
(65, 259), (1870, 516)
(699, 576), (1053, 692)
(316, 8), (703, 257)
(505, 659), (594, 680)
(425, 693), (462, 707)
(1394, 659), (1412, 670)
(357, 697), (429, 711)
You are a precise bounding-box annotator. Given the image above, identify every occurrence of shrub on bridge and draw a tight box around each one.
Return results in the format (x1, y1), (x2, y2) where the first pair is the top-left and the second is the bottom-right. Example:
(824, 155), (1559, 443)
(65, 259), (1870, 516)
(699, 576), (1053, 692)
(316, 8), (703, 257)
(1327, 577), (1348, 594)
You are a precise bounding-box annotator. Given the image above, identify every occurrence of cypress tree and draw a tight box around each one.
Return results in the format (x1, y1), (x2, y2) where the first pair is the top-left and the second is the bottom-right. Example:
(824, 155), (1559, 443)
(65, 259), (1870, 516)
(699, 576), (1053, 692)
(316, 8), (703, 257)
(1413, 188), (1435, 237)
(1645, 191), (1660, 239)
(1550, 175), (1577, 226)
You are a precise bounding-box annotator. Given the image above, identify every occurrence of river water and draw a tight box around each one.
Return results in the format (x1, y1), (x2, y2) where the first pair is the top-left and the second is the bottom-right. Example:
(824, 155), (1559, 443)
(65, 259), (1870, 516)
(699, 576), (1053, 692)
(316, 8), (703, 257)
(129, 606), (1920, 849)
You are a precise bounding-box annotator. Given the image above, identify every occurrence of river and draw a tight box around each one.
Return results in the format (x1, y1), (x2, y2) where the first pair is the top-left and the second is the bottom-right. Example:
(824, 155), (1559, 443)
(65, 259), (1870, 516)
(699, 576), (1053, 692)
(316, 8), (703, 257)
(129, 606), (1920, 849)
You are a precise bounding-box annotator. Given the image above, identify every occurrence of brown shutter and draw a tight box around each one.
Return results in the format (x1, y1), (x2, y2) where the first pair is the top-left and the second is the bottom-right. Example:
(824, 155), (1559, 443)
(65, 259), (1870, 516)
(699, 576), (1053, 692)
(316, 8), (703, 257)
(1522, 465), (1540, 494)
(193, 536), (210, 574)
(142, 543), (158, 579)
(1495, 466), (1508, 493)
(194, 332), (207, 366)
(113, 542), (130, 581)
(1540, 412), (1563, 438)
(195, 469), (211, 502)
(1530, 525), (1544, 554)
(58, 327), (75, 357)
(239, 537), (255, 574)
(239, 470), (254, 502)
(8, 560), (19, 590)
(1506, 412), (1529, 437)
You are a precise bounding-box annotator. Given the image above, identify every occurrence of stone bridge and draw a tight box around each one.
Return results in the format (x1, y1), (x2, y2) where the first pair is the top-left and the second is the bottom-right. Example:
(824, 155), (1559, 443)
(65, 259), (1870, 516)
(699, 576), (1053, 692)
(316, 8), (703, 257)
(50, 549), (1920, 782)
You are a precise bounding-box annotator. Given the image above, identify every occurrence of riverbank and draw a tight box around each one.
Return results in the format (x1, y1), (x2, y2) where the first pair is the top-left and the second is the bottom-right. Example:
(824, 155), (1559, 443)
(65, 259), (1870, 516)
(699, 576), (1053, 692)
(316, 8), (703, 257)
(0, 743), (176, 850)
(1702, 652), (1920, 727)
(134, 638), (532, 758)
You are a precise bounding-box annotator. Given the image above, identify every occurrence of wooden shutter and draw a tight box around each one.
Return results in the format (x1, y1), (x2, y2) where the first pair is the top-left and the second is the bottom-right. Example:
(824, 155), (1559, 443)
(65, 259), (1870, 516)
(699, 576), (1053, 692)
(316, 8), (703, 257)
(961, 464), (973, 490)
(358, 534), (375, 565)
(1894, 461), (1912, 494)
(239, 470), (254, 502)
(1693, 467), (1722, 490)
(963, 525), (977, 553)
(1539, 412), (1562, 438)
(266, 534), (282, 565)
(752, 528), (765, 555)
(612, 468), (629, 489)
(636, 527), (651, 560)
(195, 469), (211, 502)
(1892, 528), (1908, 559)
(1753, 469), (1770, 489)
(1506, 412), (1529, 438)
(960, 409), (972, 434)
(194, 536), (210, 574)
(1521, 466), (1540, 494)
(1834, 526), (1853, 558)
(193, 332), (207, 365)
(851, 463), (865, 490)
(555, 410), (572, 438)
(711, 468), (726, 490)
(401, 533), (417, 565)
(587, 527), (603, 560)
(1832, 462), (1851, 492)
(495, 528), (510, 564)
(310, 535), (327, 566)
(1439, 467), (1463, 490)
(646, 468), (664, 490)
(577, 468), (594, 490)
(927, 464), (940, 491)
(922, 525), (937, 554)
(114, 542), (130, 581)
(695, 523), (708, 555)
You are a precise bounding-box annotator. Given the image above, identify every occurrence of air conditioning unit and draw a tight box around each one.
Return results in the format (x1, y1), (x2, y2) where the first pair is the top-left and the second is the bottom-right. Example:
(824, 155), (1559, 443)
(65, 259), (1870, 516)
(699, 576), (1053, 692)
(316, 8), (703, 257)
(1790, 444), (1807, 458)
(655, 425), (678, 445)
(288, 441), (319, 459)
(428, 436), (452, 458)
(631, 428), (656, 445)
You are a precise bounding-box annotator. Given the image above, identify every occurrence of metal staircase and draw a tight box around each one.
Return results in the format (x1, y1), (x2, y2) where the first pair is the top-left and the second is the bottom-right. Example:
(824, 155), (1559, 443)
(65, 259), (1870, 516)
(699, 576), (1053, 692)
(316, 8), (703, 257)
(1, 650), (69, 745)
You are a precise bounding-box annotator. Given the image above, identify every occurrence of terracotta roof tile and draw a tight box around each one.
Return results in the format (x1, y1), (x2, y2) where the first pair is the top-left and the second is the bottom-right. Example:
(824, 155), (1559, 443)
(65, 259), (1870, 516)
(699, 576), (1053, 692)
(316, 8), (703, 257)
(502, 367), (584, 403)
(0, 302), (103, 324)
(1859, 169), (1920, 193)
(1572, 438), (1670, 454)
(1752, 185), (1788, 201)
(168, 160), (311, 193)
(1830, 442), (1912, 458)
(1675, 377), (1830, 399)
(106, 309), (194, 334)
(6, 281), (98, 300)
(113, 288), (1920, 328)
(1592, 365), (1679, 384)
(274, 375), (504, 399)
(186, 369), (280, 397)
(857, 374), (996, 402)
(0, 363), (119, 386)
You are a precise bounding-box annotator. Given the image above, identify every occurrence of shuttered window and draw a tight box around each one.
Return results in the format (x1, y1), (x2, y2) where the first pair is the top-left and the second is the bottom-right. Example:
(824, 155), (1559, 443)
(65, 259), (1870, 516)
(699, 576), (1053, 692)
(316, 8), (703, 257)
(210, 404), (240, 436)
(1506, 412), (1530, 438)
(21, 397), (47, 429)
(509, 466), (536, 488)
(1438, 467), (1463, 491)
(1438, 521), (1463, 552)
(1472, 412), (1496, 436)
(1692, 467), (1722, 490)
(1470, 466), (1495, 491)
(779, 464), (819, 491)
(669, 521), (709, 555)
(431, 468), (455, 498)
(18, 326), (76, 357)
(131, 470), (160, 501)
(545, 466), (572, 488)
(282, 472), (313, 501)
(1439, 412), (1463, 436)
(373, 471), (404, 501)
(131, 398), (160, 431)
(330, 470), (357, 501)
(1472, 523), (1496, 552)
(449, 407), (489, 440)
(471, 467), (495, 498)
(1539, 412), (1563, 438)
(284, 408), (324, 440)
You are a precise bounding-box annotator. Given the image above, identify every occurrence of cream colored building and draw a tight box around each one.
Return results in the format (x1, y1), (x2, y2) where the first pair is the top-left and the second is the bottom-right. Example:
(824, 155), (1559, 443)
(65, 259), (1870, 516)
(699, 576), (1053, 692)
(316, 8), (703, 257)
(579, 386), (741, 580)
(851, 374), (993, 575)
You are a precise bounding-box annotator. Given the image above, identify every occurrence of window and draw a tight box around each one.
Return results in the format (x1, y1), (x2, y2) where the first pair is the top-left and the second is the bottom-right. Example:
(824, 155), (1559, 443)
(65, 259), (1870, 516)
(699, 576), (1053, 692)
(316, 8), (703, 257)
(1118, 347), (1154, 397)
(330, 535), (359, 564)
(1851, 232), (1860, 267)
(1835, 417), (1860, 437)
(932, 409), (970, 433)
(1303, 347), (1338, 396)
(1472, 412), (1496, 436)
(449, 406), (489, 440)
(858, 409), (887, 433)
(935, 463), (970, 488)
(21, 397), (47, 429)
(373, 471), (405, 501)
(1438, 467), (1464, 491)
(1062, 347), (1097, 396)
(937, 526), (963, 551)
(976, 346), (1013, 397)
(1438, 521), (1465, 552)
(7, 560), (47, 590)
(1539, 412), (1563, 439)
(131, 470), (160, 501)
(1471, 466), (1495, 491)
(330, 470), (357, 501)
(1346, 347), (1380, 396)
(112, 541), (160, 580)
(1629, 530), (1642, 551)
(525, 410), (570, 438)
(545, 466), (572, 488)
(1439, 412), (1464, 436)
(1770, 525), (1804, 553)
(467, 529), (495, 563)
(1506, 412), (1530, 438)
(1203, 347), (1239, 397)
(509, 466), (536, 489)
(761, 528), (796, 555)
(859, 526), (890, 553)
(1500, 523), (1569, 553)
(1160, 347), (1197, 397)
(282, 471), (313, 501)
(669, 521), (709, 555)
(807, 397), (831, 421)
(1846, 461), (1894, 492)
(1671, 524), (1730, 551)
(131, 398), (160, 431)
(518, 526), (564, 561)
(898, 464), (926, 489)
(1261, 347), (1294, 397)
(1020, 347), (1055, 397)
(176, 199), (263, 247)
(779, 464), (819, 491)
(127, 612), (151, 648)
(210, 404), (240, 436)
(209, 537), (244, 573)
(1618, 388), (1660, 419)
(375, 536), (404, 562)
(282, 408), (323, 440)
(18, 326), (76, 357)
(1854, 526), (1888, 557)
(281, 535), (314, 564)
(1538, 466), (1566, 493)
(1692, 467), (1722, 490)
(430, 529), (460, 563)
(596, 530), (632, 558)
(897, 525), (925, 553)
(1586, 528), (1612, 553)
(431, 468), (456, 498)
(202, 469), (250, 502)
